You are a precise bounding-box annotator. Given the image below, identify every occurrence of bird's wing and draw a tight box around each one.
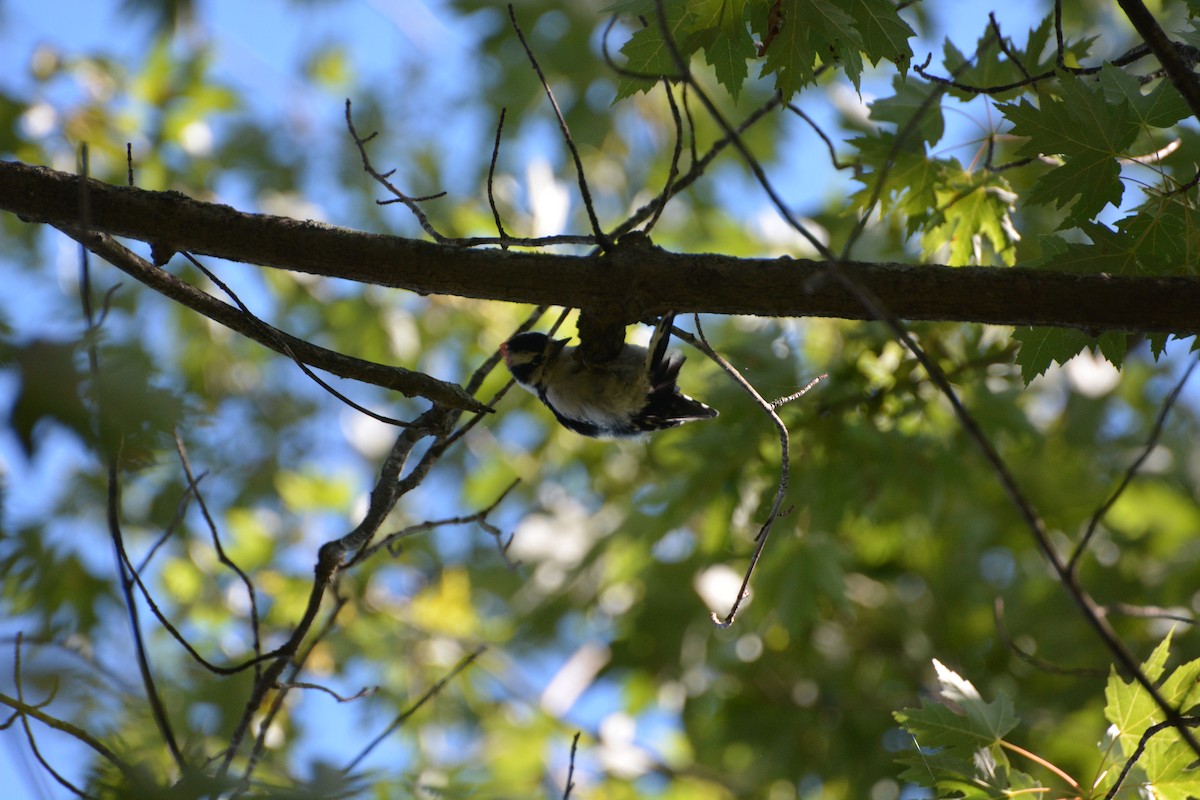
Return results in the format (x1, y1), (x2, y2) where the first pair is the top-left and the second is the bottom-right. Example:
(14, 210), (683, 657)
(645, 311), (676, 377)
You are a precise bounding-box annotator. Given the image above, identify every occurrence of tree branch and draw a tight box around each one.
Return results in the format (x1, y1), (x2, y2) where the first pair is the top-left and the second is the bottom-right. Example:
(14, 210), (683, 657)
(1115, 0), (1200, 122)
(2, 160), (1199, 333)
(54, 226), (488, 414)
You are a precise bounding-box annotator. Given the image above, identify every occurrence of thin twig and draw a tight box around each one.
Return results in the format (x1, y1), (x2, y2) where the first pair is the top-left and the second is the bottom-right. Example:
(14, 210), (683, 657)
(989, 13), (1032, 82)
(342, 645), (486, 774)
(488, 108), (510, 244)
(352, 479), (520, 565)
(644, 81), (684, 234)
(675, 318), (808, 628)
(233, 593), (351, 795)
(608, 90), (783, 242)
(345, 98), (597, 249)
(344, 99), (450, 243)
(174, 431), (265, 676)
(998, 739), (1081, 794)
(786, 103), (852, 171)
(136, 476), (196, 573)
(507, 4), (610, 249)
(12, 634), (96, 799)
(219, 407), (454, 777)
(56, 227), (487, 412)
(1068, 358), (1197, 574)
(1054, 0), (1066, 69)
(993, 598), (1107, 678)
(650, 0), (832, 260)
(281, 682), (377, 703)
(1104, 717), (1200, 800)
(563, 731), (582, 799)
(182, 252), (414, 428)
(77, 144), (187, 773)
(1106, 603), (1195, 625)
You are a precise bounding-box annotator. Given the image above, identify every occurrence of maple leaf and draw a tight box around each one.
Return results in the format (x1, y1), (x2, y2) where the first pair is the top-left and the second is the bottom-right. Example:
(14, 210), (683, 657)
(1000, 73), (1138, 227)
(684, 0), (755, 100)
(922, 171), (1020, 266)
(1098, 64), (1191, 129)
(1103, 633), (1200, 800)
(869, 74), (945, 147)
(1012, 327), (1090, 382)
(614, 1), (690, 101)
(847, 0), (914, 73)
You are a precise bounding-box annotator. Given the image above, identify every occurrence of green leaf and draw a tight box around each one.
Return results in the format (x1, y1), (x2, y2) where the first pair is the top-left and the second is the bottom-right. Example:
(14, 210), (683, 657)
(1104, 634), (1200, 800)
(1096, 331), (1127, 368)
(869, 74), (944, 147)
(847, 0), (914, 73)
(894, 660), (1019, 754)
(894, 661), (1027, 796)
(1115, 197), (1200, 276)
(3, 339), (92, 456)
(760, 0), (818, 100)
(1149, 332), (1171, 358)
(808, 0), (865, 88)
(941, 17), (1055, 102)
(1013, 326), (1089, 383)
(1105, 632), (1172, 747)
(1098, 64), (1191, 129)
(614, 2), (691, 101)
(922, 170), (1019, 266)
(684, 0), (755, 100)
(1000, 73), (1139, 226)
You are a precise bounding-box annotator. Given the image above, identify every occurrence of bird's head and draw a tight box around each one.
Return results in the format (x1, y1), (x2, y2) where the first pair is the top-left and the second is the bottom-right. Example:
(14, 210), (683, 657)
(500, 332), (569, 389)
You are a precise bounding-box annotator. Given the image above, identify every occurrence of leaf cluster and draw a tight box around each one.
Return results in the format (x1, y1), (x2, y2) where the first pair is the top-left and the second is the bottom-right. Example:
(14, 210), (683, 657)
(896, 634), (1200, 799)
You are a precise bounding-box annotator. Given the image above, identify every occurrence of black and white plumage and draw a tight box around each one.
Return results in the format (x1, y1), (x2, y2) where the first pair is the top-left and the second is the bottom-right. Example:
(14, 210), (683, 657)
(500, 313), (717, 438)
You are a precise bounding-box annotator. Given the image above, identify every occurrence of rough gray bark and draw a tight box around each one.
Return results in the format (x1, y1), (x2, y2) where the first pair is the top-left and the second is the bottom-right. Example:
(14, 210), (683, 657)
(3, 159), (1199, 334)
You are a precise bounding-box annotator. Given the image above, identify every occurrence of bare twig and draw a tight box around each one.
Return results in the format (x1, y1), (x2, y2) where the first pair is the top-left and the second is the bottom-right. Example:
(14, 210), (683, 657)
(674, 318), (816, 628)
(181, 251), (414, 427)
(644, 81), (684, 234)
(233, 594), (351, 795)
(508, 4), (610, 249)
(77, 144), (187, 775)
(342, 645), (486, 774)
(1105, 603), (1195, 625)
(608, 90), (783, 242)
(989, 13), (1032, 82)
(1104, 717), (1200, 800)
(563, 731), (582, 799)
(650, 0), (833, 260)
(281, 682), (377, 703)
(345, 100), (596, 249)
(1068, 357), (1198, 574)
(174, 432), (265, 676)
(488, 108), (510, 244)
(786, 102), (853, 172)
(54, 226), (488, 412)
(352, 478), (520, 565)
(993, 598), (1107, 678)
(136, 476), (196, 573)
(11, 634), (96, 799)
(219, 406), (455, 777)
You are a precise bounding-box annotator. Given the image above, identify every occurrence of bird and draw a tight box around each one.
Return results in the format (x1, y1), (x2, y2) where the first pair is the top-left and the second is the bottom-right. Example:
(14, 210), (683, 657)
(499, 313), (717, 438)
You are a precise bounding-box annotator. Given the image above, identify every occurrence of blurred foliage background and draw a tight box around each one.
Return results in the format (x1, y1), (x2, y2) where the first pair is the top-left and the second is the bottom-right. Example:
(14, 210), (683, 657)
(1, 1), (1199, 798)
